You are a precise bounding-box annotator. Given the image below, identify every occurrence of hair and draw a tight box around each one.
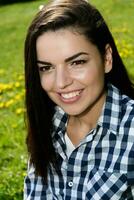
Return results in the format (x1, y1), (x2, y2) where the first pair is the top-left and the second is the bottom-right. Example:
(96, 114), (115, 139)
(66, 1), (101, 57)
(24, 0), (134, 181)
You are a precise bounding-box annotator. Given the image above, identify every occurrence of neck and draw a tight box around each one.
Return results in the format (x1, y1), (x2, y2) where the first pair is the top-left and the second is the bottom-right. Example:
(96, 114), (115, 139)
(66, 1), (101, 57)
(67, 90), (106, 146)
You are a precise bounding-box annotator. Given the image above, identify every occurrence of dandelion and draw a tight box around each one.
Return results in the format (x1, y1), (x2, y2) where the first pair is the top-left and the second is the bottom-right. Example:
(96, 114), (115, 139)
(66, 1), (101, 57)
(5, 99), (14, 108)
(14, 94), (22, 101)
(14, 82), (21, 88)
(17, 75), (24, 81)
(0, 83), (14, 93)
(22, 172), (27, 177)
(16, 108), (25, 115)
(0, 102), (5, 108)
(115, 38), (134, 59)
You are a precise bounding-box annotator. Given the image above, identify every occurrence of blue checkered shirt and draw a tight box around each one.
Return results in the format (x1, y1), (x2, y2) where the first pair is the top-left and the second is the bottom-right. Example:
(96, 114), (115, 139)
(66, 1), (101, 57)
(24, 84), (134, 199)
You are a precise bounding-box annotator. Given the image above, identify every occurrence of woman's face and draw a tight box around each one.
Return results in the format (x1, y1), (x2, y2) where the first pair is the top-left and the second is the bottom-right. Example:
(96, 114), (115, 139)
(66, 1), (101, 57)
(36, 29), (112, 116)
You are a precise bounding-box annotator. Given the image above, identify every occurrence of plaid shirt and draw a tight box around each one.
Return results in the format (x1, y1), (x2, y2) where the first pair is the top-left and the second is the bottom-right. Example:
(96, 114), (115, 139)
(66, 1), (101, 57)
(24, 84), (134, 200)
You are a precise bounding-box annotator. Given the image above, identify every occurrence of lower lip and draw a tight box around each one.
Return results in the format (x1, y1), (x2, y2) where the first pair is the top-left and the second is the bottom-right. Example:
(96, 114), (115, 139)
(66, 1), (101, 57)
(59, 90), (83, 104)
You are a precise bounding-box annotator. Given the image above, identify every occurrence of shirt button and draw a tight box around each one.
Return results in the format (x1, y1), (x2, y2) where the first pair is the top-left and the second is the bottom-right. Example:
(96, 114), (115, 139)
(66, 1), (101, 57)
(68, 181), (73, 187)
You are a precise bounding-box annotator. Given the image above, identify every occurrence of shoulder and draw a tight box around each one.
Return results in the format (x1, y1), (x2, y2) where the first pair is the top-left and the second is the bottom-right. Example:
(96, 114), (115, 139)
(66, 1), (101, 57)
(119, 93), (134, 174)
(110, 87), (134, 183)
(107, 84), (134, 142)
(110, 84), (134, 126)
(120, 93), (134, 126)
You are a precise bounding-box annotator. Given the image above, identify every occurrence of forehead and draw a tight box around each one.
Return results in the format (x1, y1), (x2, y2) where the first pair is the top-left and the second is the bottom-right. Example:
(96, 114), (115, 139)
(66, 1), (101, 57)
(36, 28), (90, 47)
(36, 28), (100, 61)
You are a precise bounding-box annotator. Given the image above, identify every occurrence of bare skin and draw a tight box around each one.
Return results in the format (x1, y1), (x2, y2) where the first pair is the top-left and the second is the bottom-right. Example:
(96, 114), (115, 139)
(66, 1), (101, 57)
(36, 29), (112, 146)
(67, 89), (106, 146)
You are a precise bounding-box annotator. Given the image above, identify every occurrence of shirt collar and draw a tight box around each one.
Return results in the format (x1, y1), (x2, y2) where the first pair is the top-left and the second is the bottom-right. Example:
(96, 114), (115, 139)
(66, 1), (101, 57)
(98, 83), (122, 134)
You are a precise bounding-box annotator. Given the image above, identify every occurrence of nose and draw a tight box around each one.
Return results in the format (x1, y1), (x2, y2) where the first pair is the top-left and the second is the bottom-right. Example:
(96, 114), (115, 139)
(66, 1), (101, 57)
(55, 65), (73, 89)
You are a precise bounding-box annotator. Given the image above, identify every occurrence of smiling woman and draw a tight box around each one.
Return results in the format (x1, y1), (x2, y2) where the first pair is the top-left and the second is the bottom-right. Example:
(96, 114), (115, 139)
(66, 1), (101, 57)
(24, 0), (134, 199)
(36, 29), (111, 117)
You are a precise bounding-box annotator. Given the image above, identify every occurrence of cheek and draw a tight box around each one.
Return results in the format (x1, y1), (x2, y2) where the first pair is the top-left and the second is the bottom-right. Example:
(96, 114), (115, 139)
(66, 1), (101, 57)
(40, 75), (53, 92)
(72, 66), (104, 84)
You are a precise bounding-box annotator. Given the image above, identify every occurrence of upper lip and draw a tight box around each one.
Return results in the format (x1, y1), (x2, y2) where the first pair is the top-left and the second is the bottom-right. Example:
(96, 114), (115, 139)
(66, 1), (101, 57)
(57, 89), (83, 95)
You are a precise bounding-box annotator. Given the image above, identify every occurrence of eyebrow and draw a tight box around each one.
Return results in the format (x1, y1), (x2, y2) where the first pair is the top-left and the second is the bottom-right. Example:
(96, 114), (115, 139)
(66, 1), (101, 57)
(65, 52), (89, 62)
(37, 60), (51, 65)
(37, 52), (89, 65)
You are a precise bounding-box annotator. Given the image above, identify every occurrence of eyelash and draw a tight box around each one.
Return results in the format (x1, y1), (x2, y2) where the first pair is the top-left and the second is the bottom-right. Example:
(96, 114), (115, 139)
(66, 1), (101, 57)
(38, 59), (88, 72)
(71, 59), (87, 66)
(38, 65), (54, 72)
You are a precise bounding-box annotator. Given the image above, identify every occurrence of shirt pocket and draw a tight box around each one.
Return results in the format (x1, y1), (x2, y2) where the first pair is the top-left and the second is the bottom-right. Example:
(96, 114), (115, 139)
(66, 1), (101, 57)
(86, 167), (128, 200)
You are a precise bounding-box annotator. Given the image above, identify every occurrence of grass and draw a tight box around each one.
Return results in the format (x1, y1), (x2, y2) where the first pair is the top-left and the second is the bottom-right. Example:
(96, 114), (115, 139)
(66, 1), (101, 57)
(0, 0), (134, 199)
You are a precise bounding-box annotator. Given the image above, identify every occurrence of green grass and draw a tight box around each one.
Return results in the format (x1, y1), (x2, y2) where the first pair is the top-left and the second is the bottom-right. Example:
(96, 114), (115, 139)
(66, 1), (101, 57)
(0, 0), (134, 199)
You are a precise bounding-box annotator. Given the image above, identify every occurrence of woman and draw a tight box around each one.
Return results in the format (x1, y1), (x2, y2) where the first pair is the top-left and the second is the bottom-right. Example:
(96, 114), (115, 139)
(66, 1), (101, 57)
(24, 0), (134, 199)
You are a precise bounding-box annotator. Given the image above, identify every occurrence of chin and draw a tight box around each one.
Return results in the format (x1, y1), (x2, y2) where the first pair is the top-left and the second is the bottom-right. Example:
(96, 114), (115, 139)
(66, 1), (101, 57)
(61, 107), (84, 116)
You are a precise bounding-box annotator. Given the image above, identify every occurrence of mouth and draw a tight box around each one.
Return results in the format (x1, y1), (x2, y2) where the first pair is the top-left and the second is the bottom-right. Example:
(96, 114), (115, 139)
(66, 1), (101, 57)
(58, 89), (83, 103)
(61, 90), (81, 99)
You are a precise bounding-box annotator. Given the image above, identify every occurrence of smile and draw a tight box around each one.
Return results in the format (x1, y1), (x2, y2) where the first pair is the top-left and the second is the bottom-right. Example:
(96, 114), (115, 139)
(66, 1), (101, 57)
(58, 89), (83, 104)
(61, 90), (81, 99)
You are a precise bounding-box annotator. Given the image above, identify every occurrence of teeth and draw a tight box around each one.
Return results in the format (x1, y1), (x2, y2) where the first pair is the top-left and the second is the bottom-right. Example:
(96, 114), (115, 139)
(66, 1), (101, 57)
(61, 91), (80, 99)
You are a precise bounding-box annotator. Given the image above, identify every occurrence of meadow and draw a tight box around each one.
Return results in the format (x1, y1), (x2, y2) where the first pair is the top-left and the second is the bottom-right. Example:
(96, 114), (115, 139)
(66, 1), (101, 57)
(0, 0), (134, 199)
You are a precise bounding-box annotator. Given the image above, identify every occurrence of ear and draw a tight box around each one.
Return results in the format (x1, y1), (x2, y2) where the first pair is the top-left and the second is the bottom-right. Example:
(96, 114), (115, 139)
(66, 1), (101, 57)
(104, 44), (113, 73)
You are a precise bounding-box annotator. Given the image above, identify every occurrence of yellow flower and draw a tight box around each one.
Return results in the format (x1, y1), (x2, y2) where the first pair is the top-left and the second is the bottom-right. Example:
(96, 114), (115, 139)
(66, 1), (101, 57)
(22, 172), (27, 177)
(14, 94), (22, 101)
(18, 75), (24, 81)
(0, 102), (5, 108)
(14, 82), (21, 88)
(15, 108), (25, 115)
(0, 83), (13, 92)
(5, 99), (14, 108)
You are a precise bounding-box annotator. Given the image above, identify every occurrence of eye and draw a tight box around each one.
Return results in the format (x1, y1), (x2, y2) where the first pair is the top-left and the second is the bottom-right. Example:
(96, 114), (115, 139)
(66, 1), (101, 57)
(71, 59), (87, 66)
(38, 65), (55, 72)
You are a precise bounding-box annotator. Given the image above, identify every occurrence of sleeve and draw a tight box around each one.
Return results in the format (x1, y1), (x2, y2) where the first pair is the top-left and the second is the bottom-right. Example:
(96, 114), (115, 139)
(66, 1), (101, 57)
(23, 162), (44, 200)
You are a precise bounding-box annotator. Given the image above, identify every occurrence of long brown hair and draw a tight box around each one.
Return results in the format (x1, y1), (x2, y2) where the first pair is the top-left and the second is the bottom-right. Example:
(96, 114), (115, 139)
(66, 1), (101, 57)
(24, 0), (134, 181)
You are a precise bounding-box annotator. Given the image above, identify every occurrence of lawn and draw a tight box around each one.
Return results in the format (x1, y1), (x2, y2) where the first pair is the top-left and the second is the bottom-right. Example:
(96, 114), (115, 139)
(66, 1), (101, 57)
(0, 0), (134, 199)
